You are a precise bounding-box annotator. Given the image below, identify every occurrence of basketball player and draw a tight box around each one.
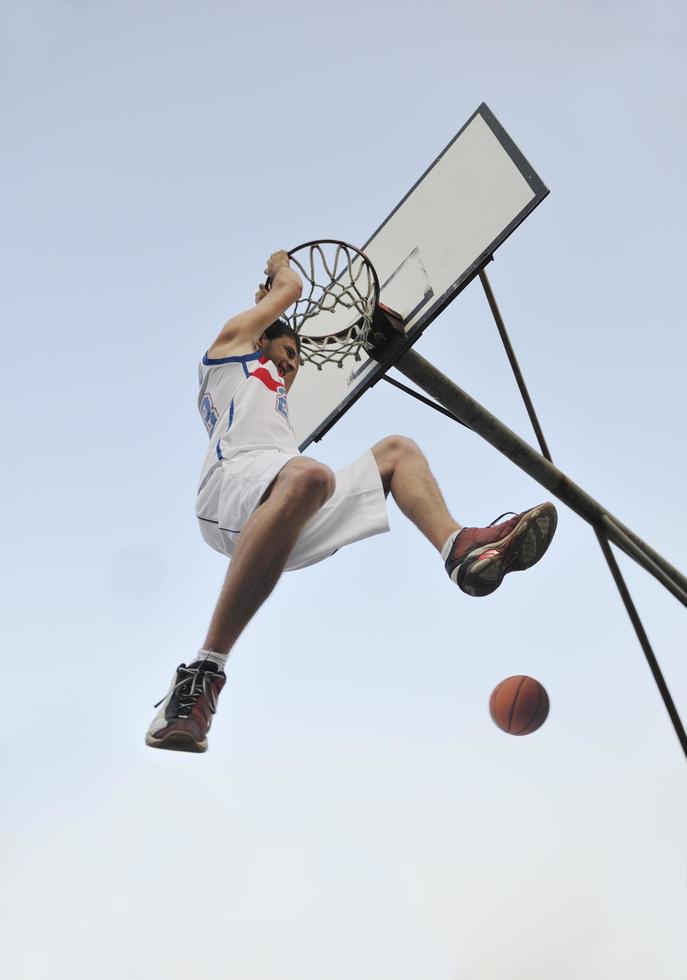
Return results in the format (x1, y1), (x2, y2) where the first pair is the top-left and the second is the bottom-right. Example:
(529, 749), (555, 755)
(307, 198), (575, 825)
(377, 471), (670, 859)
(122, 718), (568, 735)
(146, 250), (557, 752)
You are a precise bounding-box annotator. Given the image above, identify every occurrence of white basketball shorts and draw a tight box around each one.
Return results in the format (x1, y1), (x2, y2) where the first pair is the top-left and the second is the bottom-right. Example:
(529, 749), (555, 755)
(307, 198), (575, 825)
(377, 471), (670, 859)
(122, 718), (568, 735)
(196, 448), (389, 571)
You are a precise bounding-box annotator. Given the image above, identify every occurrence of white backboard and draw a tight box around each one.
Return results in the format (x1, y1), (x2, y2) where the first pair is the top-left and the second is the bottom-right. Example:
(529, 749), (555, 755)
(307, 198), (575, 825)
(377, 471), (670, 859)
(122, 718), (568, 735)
(289, 103), (548, 449)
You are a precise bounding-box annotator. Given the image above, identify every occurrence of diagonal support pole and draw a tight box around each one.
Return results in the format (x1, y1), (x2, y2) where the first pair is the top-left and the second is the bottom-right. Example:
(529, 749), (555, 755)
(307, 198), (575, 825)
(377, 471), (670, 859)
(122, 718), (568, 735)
(381, 375), (468, 428)
(479, 269), (553, 462)
(394, 348), (687, 607)
(594, 530), (687, 757)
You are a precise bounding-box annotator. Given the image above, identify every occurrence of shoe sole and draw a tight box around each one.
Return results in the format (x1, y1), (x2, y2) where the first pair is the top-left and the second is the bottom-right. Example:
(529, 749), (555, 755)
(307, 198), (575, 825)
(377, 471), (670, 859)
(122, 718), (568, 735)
(457, 502), (558, 597)
(145, 731), (208, 753)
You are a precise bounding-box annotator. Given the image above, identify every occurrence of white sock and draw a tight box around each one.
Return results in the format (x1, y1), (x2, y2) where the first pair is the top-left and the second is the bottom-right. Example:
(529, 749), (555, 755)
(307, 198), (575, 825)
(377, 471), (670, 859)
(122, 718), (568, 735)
(195, 649), (229, 670)
(441, 529), (463, 561)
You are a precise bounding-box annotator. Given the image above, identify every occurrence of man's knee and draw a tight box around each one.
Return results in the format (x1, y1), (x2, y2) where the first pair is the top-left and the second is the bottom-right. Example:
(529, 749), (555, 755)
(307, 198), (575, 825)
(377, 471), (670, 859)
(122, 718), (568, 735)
(372, 435), (424, 480)
(278, 459), (336, 506)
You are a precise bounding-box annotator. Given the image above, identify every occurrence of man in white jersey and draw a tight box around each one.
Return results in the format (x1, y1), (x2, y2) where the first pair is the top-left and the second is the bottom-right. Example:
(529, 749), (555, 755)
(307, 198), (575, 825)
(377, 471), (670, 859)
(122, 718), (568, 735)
(146, 250), (558, 753)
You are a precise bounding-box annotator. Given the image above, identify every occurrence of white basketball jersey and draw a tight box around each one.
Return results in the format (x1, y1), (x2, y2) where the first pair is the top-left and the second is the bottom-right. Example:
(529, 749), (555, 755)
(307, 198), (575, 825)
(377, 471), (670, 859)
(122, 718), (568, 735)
(197, 350), (298, 492)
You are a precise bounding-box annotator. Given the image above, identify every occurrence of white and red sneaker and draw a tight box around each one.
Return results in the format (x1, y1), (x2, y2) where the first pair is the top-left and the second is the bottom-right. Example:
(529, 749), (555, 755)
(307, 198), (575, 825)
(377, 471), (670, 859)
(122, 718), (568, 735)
(145, 660), (226, 753)
(445, 502), (558, 597)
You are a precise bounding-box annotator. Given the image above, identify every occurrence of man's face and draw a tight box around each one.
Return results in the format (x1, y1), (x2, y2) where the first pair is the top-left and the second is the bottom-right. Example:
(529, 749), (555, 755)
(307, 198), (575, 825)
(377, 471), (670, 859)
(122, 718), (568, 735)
(260, 335), (300, 392)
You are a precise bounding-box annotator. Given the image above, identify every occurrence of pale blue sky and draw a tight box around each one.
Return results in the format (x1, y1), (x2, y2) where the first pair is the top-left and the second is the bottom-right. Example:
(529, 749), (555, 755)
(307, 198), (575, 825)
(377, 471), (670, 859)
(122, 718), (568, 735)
(2, 1), (686, 978)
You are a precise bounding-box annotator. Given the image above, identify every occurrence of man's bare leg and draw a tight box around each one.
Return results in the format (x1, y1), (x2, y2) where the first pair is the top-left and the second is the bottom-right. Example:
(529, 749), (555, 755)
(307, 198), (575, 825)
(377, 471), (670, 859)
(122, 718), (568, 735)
(371, 435), (461, 550)
(371, 434), (557, 597)
(146, 457), (335, 752)
(203, 458), (335, 655)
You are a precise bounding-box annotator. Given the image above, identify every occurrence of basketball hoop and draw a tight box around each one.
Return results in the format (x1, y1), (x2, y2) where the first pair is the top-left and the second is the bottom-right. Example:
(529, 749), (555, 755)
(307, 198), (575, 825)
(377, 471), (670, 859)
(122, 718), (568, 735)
(266, 240), (381, 370)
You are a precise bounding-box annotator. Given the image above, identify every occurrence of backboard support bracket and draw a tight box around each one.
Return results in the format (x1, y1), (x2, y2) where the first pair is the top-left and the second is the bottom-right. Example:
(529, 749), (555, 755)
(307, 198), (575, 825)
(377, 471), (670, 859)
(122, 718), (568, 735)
(369, 301), (405, 347)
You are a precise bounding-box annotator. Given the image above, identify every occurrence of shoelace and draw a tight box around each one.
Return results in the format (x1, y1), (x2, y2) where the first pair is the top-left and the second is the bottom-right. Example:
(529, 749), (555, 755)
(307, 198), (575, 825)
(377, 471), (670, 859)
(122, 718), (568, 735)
(154, 664), (219, 718)
(488, 511), (517, 526)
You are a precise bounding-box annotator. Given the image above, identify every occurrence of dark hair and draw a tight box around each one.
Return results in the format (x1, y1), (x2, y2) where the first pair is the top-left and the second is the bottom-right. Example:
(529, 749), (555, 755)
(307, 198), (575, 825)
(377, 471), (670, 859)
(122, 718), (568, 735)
(264, 318), (301, 355)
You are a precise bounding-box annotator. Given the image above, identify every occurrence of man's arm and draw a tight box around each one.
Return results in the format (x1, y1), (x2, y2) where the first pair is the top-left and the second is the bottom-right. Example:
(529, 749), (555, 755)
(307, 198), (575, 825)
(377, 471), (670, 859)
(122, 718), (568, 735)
(206, 251), (302, 358)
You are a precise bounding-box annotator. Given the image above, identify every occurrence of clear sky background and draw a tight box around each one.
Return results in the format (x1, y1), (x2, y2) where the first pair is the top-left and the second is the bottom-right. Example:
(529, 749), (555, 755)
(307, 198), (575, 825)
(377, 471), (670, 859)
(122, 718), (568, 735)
(2, 1), (686, 978)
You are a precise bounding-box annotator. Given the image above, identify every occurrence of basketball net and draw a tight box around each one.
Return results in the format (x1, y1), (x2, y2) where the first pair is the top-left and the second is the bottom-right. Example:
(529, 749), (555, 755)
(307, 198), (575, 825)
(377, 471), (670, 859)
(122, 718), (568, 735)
(270, 241), (380, 370)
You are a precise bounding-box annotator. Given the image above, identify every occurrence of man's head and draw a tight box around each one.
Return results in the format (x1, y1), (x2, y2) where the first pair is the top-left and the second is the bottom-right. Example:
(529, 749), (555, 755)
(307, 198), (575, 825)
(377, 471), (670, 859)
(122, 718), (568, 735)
(258, 320), (301, 392)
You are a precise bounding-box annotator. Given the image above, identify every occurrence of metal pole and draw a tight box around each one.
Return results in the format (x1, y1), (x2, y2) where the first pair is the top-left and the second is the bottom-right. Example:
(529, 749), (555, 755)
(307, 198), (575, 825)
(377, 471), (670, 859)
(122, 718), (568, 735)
(479, 269), (553, 462)
(594, 529), (687, 758)
(395, 348), (687, 606)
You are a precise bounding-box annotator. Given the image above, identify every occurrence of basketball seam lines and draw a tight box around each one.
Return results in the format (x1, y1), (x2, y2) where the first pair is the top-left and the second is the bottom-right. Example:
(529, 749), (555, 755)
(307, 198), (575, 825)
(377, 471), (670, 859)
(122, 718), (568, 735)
(509, 676), (527, 734)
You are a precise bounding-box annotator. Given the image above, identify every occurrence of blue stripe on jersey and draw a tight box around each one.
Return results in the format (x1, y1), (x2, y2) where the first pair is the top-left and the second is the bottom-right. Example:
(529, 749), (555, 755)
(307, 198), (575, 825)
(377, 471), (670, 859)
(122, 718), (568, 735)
(202, 350), (263, 366)
(214, 397), (236, 461)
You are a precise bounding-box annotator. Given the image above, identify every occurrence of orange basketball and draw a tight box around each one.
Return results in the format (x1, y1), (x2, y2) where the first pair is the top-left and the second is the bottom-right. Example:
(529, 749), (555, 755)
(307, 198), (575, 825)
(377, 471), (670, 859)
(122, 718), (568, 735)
(489, 675), (549, 735)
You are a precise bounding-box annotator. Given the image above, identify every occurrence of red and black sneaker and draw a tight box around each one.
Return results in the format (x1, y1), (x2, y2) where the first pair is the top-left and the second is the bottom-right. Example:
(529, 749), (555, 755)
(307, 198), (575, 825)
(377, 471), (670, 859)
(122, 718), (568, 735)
(145, 660), (226, 753)
(445, 502), (558, 597)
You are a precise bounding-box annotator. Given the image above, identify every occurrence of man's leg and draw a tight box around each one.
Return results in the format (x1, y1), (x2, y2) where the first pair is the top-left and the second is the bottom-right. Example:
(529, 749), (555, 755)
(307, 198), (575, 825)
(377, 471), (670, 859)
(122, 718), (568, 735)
(371, 435), (557, 597)
(146, 458), (335, 752)
(203, 458), (335, 654)
(371, 435), (461, 551)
